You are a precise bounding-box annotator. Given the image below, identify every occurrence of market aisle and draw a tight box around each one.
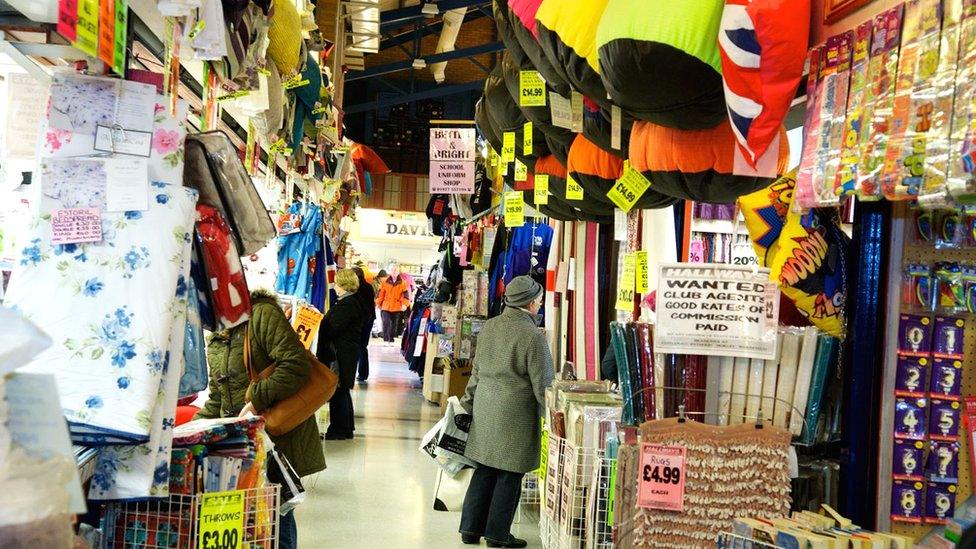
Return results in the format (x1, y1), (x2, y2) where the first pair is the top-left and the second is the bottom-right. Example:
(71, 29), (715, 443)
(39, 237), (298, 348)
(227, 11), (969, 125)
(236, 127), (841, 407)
(294, 339), (542, 548)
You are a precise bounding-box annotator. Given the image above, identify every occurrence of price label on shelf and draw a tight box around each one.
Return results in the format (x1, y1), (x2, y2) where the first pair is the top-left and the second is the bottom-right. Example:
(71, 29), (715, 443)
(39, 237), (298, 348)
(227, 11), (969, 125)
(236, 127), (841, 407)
(198, 490), (245, 549)
(637, 443), (686, 511)
(519, 70), (546, 107)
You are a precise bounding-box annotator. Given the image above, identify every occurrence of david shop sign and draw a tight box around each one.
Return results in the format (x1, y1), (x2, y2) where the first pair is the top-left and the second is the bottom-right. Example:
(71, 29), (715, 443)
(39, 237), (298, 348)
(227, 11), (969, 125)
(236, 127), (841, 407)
(386, 220), (435, 237)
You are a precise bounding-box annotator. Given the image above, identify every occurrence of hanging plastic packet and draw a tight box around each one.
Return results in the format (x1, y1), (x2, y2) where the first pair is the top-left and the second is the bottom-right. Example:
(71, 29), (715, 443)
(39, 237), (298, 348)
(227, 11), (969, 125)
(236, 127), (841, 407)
(894, 439), (926, 479)
(926, 440), (961, 483)
(917, 0), (966, 207)
(895, 397), (929, 440)
(831, 22), (873, 202)
(943, 1), (976, 205)
(794, 46), (825, 211)
(881, 0), (945, 200)
(967, 211), (976, 245)
(798, 33), (854, 210)
(963, 263), (976, 312)
(929, 398), (962, 441)
(895, 356), (929, 397)
(925, 482), (958, 524)
(912, 208), (935, 244)
(930, 357), (964, 396)
(858, 5), (906, 199)
(902, 263), (936, 312)
(935, 262), (966, 312)
(899, 313), (934, 355)
(935, 209), (964, 249)
(891, 479), (925, 522)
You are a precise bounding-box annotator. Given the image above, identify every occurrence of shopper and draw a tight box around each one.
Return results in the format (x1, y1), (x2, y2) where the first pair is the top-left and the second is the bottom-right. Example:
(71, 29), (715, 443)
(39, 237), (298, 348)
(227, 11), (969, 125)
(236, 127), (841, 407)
(375, 264), (410, 343)
(352, 267), (376, 383)
(459, 276), (555, 548)
(195, 290), (325, 549)
(317, 269), (365, 439)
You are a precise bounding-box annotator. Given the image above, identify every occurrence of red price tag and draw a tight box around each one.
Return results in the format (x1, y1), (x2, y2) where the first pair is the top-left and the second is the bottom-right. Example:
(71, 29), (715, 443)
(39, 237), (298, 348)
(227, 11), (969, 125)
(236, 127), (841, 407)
(637, 443), (686, 511)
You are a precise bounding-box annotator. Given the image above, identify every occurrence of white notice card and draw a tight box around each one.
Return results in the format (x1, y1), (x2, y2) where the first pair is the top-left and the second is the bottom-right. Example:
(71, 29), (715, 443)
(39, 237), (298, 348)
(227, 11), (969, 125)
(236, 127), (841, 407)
(105, 158), (149, 212)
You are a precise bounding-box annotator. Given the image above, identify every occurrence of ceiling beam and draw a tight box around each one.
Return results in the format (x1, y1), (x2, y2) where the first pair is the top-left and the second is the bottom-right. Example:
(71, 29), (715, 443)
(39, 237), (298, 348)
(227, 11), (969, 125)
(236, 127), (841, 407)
(344, 79), (484, 114)
(378, 9), (487, 51)
(380, 0), (490, 31)
(345, 41), (503, 81)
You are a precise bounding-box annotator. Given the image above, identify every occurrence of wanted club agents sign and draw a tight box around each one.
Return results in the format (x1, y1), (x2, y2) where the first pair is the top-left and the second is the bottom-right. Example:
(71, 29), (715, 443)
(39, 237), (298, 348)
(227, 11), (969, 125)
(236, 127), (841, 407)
(430, 127), (476, 194)
(654, 263), (780, 360)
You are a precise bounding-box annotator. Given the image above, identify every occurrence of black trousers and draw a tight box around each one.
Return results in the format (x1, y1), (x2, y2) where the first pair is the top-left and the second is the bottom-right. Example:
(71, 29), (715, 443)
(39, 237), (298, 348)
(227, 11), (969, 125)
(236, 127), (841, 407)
(327, 386), (354, 436)
(358, 320), (372, 381)
(380, 310), (402, 342)
(459, 465), (523, 542)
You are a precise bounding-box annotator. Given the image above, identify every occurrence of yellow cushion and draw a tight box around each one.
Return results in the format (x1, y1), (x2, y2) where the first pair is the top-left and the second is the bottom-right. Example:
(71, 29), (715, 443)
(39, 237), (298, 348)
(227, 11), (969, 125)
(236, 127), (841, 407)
(268, 0), (303, 75)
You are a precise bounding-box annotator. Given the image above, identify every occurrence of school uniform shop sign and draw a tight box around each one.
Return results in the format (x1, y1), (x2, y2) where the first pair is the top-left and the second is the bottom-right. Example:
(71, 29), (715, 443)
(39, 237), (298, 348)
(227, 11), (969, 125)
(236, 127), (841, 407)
(654, 263), (780, 360)
(429, 127), (476, 194)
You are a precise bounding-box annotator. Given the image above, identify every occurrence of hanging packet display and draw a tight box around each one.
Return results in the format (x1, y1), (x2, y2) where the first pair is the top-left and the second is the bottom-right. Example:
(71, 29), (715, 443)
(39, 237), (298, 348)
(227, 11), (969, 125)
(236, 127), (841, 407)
(858, 5), (906, 199)
(832, 21), (873, 200)
(944, 0), (976, 204)
(793, 46), (824, 210)
(195, 204), (251, 330)
(881, 0), (944, 200)
(917, 0), (966, 206)
(813, 31), (854, 207)
(902, 263), (936, 312)
(737, 169), (795, 268)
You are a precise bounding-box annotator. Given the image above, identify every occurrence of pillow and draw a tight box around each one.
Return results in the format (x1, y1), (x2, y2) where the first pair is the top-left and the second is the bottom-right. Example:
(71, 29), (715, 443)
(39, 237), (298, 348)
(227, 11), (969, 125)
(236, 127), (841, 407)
(567, 134), (679, 209)
(268, 0), (303, 75)
(534, 0), (611, 107)
(582, 98), (631, 159)
(597, 0), (727, 129)
(533, 155), (615, 221)
(719, 0), (810, 167)
(628, 117), (789, 203)
(497, 0), (572, 98)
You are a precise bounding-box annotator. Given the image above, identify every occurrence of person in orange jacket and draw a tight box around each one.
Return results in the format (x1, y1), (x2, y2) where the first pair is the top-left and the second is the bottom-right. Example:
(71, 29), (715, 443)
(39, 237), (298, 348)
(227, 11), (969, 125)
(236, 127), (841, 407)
(375, 264), (410, 343)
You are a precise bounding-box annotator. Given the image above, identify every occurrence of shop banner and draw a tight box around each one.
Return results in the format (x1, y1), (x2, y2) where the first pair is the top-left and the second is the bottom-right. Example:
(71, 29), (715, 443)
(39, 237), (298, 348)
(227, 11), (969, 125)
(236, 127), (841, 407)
(198, 490), (245, 549)
(654, 263), (780, 360)
(616, 253), (636, 311)
(637, 443), (686, 511)
(430, 127), (476, 193)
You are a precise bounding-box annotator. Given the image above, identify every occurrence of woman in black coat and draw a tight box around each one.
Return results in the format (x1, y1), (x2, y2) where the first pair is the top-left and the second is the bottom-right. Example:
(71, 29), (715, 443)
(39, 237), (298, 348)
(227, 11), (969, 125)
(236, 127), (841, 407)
(316, 269), (365, 440)
(352, 267), (377, 382)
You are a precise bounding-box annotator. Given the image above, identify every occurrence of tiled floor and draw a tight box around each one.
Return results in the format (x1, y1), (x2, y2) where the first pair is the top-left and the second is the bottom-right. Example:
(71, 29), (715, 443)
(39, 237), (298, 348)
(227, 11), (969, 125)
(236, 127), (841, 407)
(293, 339), (542, 548)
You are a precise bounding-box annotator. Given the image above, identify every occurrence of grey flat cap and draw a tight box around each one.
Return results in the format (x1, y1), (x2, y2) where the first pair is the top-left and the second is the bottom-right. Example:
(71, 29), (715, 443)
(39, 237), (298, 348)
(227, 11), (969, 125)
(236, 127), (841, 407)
(504, 275), (544, 307)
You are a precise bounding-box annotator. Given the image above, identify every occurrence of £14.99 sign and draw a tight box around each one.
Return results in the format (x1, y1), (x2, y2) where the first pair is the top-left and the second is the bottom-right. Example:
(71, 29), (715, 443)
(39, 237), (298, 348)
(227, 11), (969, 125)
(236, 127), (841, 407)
(198, 490), (245, 549)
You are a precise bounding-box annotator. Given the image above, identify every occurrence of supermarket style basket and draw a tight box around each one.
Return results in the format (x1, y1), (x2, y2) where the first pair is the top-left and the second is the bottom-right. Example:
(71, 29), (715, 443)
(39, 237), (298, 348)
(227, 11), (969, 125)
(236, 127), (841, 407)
(100, 485), (280, 548)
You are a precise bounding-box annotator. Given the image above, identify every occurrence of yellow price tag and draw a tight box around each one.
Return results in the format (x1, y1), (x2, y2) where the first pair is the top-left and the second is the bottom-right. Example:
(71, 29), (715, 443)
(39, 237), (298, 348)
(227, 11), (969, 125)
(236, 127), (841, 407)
(75, 0), (99, 57)
(519, 70), (546, 107)
(615, 253), (636, 311)
(535, 174), (549, 205)
(514, 159), (528, 182)
(198, 490), (245, 549)
(635, 251), (649, 293)
(502, 132), (515, 165)
(504, 191), (524, 228)
(292, 304), (325, 350)
(566, 175), (584, 200)
(607, 161), (651, 212)
(523, 121), (533, 155)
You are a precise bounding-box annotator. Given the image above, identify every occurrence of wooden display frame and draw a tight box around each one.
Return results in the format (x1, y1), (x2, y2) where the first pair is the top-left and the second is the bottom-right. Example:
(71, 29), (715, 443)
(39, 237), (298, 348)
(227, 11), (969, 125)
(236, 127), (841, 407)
(824, 0), (873, 24)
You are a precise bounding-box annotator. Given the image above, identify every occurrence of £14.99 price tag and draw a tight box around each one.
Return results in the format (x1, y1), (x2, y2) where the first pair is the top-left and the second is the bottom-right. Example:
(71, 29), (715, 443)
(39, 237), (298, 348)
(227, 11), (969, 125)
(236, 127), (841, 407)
(637, 443), (686, 511)
(199, 490), (245, 549)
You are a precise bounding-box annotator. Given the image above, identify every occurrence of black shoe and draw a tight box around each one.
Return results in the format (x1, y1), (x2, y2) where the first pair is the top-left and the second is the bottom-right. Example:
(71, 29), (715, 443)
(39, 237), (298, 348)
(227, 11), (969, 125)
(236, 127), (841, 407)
(323, 432), (353, 440)
(461, 534), (481, 545)
(486, 537), (526, 548)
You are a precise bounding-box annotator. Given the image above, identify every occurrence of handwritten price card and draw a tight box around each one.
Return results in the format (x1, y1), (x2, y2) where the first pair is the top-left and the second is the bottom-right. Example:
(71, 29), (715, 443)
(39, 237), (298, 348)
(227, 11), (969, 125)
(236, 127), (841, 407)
(51, 208), (102, 245)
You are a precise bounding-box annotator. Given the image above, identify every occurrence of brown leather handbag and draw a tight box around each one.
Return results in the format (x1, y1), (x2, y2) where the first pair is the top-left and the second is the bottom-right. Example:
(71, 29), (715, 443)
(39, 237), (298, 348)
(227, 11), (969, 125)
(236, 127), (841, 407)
(244, 325), (338, 436)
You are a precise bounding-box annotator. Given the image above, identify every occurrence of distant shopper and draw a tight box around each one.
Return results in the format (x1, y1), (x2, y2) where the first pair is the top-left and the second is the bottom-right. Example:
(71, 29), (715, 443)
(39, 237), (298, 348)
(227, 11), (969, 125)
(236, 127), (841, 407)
(459, 276), (555, 548)
(196, 290), (325, 549)
(351, 267), (376, 383)
(375, 265), (410, 343)
(316, 269), (365, 440)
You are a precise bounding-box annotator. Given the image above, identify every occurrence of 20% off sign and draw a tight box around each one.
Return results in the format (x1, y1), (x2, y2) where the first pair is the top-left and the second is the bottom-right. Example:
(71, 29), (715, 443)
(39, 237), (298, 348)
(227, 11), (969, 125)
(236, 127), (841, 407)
(199, 490), (245, 549)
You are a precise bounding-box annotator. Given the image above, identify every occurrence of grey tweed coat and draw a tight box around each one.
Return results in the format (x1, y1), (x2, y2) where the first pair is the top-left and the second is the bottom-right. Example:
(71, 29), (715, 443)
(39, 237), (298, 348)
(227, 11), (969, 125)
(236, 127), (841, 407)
(461, 306), (555, 473)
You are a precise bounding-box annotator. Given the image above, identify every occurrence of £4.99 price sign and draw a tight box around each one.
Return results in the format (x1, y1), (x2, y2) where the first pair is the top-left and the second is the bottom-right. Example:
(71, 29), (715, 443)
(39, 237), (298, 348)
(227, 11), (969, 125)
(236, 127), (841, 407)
(199, 490), (245, 549)
(637, 444), (686, 512)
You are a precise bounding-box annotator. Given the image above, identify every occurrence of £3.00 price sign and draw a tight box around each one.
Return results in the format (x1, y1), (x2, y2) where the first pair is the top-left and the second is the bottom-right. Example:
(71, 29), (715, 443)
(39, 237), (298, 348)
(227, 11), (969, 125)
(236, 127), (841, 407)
(637, 443), (686, 511)
(199, 490), (245, 549)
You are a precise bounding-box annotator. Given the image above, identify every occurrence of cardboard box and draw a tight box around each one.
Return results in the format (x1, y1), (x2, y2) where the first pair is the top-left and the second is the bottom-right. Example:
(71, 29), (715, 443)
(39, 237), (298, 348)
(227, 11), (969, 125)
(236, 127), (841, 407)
(439, 362), (474, 411)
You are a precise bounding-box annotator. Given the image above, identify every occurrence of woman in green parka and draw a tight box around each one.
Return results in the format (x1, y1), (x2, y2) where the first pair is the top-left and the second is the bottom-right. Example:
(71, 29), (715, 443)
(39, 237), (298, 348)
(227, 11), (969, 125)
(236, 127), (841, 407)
(195, 290), (324, 549)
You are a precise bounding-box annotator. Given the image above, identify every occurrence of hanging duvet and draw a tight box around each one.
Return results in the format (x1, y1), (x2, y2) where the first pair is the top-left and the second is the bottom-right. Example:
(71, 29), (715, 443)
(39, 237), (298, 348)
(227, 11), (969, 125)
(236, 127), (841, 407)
(275, 202), (323, 304)
(498, 0), (572, 98)
(596, 0), (727, 129)
(3, 183), (197, 445)
(535, 0), (611, 107)
(567, 134), (679, 210)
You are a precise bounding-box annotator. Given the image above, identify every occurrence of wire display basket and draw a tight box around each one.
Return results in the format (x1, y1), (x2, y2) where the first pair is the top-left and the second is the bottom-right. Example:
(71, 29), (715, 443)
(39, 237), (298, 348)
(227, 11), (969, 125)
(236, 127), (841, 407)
(516, 471), (542, 524)
(100, 485), (280, 548)
(540, 432), (616, 549)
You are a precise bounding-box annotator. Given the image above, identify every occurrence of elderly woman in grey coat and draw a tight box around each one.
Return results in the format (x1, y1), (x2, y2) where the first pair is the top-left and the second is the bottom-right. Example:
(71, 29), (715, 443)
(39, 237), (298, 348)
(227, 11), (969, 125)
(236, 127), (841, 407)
(459, 275), (555, 548)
